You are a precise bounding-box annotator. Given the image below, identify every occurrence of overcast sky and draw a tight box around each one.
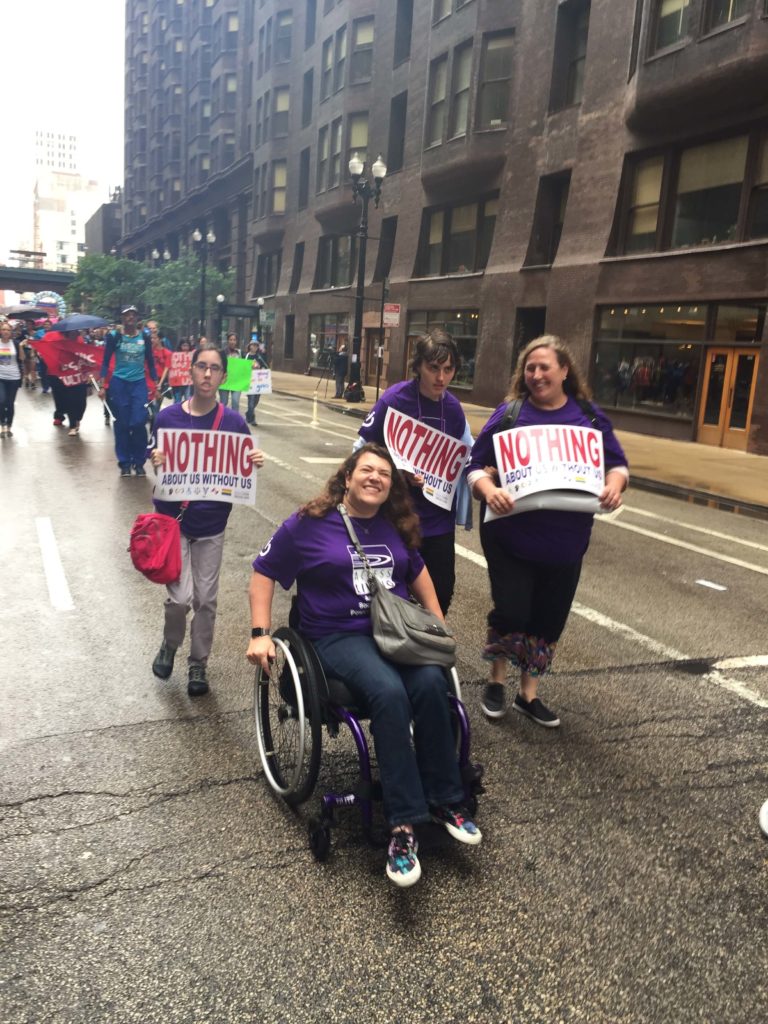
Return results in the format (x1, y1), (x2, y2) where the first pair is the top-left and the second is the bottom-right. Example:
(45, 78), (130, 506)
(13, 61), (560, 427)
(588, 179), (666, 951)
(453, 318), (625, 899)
(1, 0), (125, 260)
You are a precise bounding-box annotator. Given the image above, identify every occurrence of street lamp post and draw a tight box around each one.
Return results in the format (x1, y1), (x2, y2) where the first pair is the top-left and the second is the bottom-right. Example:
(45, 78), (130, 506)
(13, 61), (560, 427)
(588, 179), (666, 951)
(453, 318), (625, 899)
(216, 294), (226, 343)
(192, 227), (216, 338)
(347, 152), (386, 401)
(254, 295), (264, 354)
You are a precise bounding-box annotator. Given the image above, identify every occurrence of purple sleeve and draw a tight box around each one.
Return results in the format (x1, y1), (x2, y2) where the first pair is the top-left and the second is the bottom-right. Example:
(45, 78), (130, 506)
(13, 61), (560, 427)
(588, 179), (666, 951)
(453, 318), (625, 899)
(406, 547), (425, 584)
(357, 395), (389, 444)
(467, 403), (508, 473)
(252, 517), (302, 591)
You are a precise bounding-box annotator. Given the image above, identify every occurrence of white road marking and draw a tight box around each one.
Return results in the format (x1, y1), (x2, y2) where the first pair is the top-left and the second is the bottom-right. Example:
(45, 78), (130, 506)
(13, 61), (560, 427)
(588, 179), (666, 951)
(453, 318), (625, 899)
(264, 451), (323, 484)
(454, 543), (768, 708)
(695, 579), (727, 591)
(35, 517), (74, 611)
(300, 457), (346, 464)
(600, 519), (768, 577)
(620, 505), (768, 553)
(259, 405), (359, 442)
(714, 655), (768, 670)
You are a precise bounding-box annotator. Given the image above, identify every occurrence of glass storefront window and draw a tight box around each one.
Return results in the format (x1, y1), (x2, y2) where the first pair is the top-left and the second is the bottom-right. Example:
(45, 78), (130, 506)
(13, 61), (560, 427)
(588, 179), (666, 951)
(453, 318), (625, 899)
(597, 304), (706, 341)
(308, 313), (351, 370)
(592, 339), (701, 420)
(406, 309), (479, 389)
(713, 304), (765, 343)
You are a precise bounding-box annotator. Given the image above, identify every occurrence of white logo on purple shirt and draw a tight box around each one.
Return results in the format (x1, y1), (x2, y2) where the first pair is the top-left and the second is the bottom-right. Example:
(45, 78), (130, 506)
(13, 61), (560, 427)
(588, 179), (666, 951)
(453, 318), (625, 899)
(347, 544), (396, 596)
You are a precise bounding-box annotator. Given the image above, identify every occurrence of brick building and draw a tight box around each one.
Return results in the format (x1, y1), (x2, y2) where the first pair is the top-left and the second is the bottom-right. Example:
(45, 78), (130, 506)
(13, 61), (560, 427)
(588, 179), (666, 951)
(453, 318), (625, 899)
(120, 0), (768, 454)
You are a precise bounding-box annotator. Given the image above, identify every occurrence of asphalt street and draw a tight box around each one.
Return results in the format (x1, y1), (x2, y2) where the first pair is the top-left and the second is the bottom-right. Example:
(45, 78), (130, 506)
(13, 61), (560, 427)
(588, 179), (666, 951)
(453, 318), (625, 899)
(2, 388), (767, 1024)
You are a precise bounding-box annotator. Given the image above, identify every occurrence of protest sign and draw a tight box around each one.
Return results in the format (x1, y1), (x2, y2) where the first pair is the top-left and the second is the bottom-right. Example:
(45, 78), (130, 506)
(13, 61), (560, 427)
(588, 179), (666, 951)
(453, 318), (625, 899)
(486, 423), (604, 520)
(383, 407), (470, 512)
(153, 428), (256, 505)
(218, 356), (251, 392)
(29, 333), (101, 386)
(247, 367), (272, 395)
(168, 351), (192, 387)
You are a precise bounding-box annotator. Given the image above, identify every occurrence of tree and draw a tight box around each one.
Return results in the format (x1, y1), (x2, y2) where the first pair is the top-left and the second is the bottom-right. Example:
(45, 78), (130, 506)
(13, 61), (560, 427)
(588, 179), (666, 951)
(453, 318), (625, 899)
(144, 253), (234, 342)
(64, 254), (153, 321)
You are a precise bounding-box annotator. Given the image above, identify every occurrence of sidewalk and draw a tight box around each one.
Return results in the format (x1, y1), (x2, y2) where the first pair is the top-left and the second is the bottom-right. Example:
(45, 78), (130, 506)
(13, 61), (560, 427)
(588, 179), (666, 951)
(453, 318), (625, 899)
(269, 369), (768, 520)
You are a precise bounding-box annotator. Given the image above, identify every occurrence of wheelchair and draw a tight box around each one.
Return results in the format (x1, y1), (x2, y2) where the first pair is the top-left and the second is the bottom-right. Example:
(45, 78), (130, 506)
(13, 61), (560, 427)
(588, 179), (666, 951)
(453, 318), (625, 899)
(253, 625), (484, 862)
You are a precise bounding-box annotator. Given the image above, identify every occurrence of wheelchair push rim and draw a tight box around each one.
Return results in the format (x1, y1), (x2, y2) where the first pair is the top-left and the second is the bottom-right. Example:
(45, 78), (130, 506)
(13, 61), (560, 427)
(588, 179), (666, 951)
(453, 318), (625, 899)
(254, 632), (322, 806)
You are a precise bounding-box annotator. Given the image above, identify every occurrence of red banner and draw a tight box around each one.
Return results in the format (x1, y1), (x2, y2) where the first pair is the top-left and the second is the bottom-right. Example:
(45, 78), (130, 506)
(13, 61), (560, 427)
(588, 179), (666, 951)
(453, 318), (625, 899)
(30, 333), (102, 386)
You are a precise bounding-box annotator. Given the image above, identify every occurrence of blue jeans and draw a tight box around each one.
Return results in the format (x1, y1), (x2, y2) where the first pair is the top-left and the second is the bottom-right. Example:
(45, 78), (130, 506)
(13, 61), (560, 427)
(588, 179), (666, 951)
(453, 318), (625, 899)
(172, 385), (191, 403)
(312, 632), (463, 827)
(219, 389), (241, 412)
(246, 393), (260, 422)
(108, 376), (149, 468)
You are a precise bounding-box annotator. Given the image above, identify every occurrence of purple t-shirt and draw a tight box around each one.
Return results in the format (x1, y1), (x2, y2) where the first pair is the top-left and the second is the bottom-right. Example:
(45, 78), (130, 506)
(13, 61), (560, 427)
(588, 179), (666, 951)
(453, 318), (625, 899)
(358, 378), (468, 537)
(152, 402), (251, 538)
(469, 396), (628, 565)
(252, 509), (426, 641)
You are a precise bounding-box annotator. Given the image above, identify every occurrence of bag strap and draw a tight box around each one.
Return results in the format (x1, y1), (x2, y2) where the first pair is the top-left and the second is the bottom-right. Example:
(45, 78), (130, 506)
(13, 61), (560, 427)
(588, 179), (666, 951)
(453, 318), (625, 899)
(497, 396), (600, 432)
(337, 504), (377, 591)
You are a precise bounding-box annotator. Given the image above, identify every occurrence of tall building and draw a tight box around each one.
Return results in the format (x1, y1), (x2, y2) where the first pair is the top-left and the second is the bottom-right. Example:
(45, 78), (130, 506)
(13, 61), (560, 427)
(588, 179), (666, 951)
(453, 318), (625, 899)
(120, 0), (768, 455)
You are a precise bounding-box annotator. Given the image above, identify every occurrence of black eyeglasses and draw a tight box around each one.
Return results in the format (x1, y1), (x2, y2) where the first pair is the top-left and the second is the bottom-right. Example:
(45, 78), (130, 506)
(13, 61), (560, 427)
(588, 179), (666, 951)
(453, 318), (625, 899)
(192, 361), (224, 374)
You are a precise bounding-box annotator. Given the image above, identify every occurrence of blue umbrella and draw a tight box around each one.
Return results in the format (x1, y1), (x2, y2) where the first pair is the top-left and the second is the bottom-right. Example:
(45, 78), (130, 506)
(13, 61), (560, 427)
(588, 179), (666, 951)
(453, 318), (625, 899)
(55, 313), (109, 332)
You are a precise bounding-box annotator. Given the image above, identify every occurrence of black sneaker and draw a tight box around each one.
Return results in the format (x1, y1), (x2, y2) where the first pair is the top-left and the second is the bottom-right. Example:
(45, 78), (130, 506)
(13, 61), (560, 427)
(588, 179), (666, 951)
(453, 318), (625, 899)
(152, 642), (176, 680)
(481, 683), (506, 719)
(133, 465), (147, 477)
(119, 465), (131, 477)
(188, 664), (209, 697)
(513, 694), (560, 728)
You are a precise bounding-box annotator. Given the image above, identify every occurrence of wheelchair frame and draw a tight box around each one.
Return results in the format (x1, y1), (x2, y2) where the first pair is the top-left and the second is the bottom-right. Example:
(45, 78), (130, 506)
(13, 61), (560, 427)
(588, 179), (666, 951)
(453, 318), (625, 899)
(254, 626), (484, 861)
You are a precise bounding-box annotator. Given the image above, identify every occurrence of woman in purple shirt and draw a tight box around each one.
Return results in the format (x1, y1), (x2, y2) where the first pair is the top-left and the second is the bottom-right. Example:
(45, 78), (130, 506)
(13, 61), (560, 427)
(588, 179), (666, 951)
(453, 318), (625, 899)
(356, 330), (471, 615)
(247, 444), (481, 888)
(469, 336), (629, 728)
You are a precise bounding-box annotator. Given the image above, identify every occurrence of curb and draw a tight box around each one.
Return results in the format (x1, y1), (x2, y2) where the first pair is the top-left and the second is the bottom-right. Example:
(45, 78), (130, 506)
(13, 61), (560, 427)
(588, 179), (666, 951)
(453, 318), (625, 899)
(273, 388), (768, 521)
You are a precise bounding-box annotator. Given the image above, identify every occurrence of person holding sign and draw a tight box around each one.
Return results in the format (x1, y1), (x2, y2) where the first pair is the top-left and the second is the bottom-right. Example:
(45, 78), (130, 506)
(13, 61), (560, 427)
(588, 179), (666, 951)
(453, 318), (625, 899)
(150, 345), (265, 697)
(247, 444), (481, 888)
(245, 339), (269, 425)
(468, 336), (628, 727)
(356, 330), (471, 615)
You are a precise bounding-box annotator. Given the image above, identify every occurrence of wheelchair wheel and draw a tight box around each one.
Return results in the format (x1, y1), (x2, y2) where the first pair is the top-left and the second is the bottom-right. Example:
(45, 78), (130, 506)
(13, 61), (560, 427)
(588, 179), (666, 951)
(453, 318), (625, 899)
(254, 630), (322, 806)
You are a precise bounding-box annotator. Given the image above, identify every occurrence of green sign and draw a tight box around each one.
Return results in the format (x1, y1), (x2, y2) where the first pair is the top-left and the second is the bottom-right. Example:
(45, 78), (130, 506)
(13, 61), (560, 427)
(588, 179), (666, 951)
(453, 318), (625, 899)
(219, 356), (251, 391)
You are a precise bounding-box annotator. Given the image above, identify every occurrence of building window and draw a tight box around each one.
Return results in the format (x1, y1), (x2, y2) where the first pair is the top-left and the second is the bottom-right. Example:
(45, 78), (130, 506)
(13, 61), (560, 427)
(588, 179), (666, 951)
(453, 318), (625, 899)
(350, 18), (374, 83)
(477, 32), (514, 129)
(703, 0), (749, 33)
(308, 313), (351, 369)
(407, 310), (480, 389)
(256, 250), (282, 295)
(271, 160), (287, 213)
(317, 125), (329, 191)
(426, 55), (448, 147)
(747, 138), (768, 239)
(448, 41), (472, 138)
(275, 10), (292, 62)
(524, 172), (571, 266)
(415, 195), (498, 276)
(334, 25), (347, 91)
(315, 235), (356, 288)
(394, 0), (413, 66)
(373, 216), (398, 283)
(671, 136), (748, 248)
(298, 147), (311, 209)
(305, 0), (317, 48)
(288, 242), (305, 293)
(273, 86), (290, 137)
(649, 0), (689, 54)
(321, 36), (333, 99)
(549, 0), (590, 112)
(433, 0), (451, 24)
(329, 117), (343, 187)
(284, 313), (295, 358)
(387, 92), (408, 173)
(623, 156), (663, 253)
(302, 68), (314, 127)
(347, 112), (369, 169)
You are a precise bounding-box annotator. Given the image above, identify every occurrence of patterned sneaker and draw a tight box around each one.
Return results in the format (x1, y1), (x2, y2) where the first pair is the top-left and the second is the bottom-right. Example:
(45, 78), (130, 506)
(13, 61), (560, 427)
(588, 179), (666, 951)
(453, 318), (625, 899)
(152, 642), (176, 680)
(513, 694), (560, 728)
(430, 806), (482, 846)
(386, 830), (421, 887)
(760, 799), (768, 839)
(188, 663), (209, 697)
(481, 683), (506, 719)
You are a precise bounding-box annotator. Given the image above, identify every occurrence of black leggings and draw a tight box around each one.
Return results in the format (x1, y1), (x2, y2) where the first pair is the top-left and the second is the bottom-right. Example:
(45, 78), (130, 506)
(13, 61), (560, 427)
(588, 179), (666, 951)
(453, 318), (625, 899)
(0, 378), (21, 427)
(480, 524), (582, 643)
(51, 380), (87, 428)
(419, 531), (456, 616)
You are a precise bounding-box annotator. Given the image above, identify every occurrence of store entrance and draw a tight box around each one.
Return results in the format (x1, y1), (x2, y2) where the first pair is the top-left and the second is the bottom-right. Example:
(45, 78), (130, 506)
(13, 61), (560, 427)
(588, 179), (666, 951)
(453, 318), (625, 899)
(697, 348), (760, 450)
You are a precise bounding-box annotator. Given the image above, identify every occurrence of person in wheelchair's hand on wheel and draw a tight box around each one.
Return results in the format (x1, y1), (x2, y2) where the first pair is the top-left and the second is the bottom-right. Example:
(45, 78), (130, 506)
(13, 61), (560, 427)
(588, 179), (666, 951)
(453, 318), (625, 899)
(247, 443), (481, 888)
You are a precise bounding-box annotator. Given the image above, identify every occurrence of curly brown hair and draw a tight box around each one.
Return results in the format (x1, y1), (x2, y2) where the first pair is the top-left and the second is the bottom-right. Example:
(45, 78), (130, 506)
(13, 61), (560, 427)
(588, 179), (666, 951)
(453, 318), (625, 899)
(506, 334), (592, 402)
(300, 443), (421, 549)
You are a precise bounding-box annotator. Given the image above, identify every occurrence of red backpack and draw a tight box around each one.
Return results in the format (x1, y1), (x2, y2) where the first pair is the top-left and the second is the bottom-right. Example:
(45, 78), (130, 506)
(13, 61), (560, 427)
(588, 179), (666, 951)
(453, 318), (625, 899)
(129, 512), (183, 584)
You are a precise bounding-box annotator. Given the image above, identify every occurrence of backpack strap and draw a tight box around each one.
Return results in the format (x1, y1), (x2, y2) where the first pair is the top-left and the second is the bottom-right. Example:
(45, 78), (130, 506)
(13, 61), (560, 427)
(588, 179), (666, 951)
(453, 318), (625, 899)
(497, 396), (601, 431)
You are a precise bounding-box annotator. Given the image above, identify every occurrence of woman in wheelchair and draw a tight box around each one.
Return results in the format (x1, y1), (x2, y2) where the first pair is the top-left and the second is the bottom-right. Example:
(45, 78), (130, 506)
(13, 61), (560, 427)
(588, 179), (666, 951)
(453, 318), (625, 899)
(247, 443), (481, 887)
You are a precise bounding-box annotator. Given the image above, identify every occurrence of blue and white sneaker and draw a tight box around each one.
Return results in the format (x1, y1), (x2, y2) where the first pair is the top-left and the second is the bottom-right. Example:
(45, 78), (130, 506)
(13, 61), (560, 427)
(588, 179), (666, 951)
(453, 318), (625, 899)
(386, 830), (421, 887)
(430, 806), (482, 845)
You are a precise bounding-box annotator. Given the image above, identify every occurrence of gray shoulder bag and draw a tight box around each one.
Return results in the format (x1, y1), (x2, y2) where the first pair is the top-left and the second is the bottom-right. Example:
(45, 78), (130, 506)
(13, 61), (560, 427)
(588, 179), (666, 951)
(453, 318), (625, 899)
(338, 504), (456, 668)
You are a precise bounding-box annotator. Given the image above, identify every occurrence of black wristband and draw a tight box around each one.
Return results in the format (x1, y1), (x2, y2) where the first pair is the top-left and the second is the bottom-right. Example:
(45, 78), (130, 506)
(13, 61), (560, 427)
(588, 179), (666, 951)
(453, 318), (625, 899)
(251, 627), (270, 638)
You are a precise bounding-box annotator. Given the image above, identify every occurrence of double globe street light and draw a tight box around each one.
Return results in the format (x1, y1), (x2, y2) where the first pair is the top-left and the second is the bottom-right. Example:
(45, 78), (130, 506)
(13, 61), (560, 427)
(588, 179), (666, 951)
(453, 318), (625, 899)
(192, 227), (216, 337)
(346, 152), (387, 401)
